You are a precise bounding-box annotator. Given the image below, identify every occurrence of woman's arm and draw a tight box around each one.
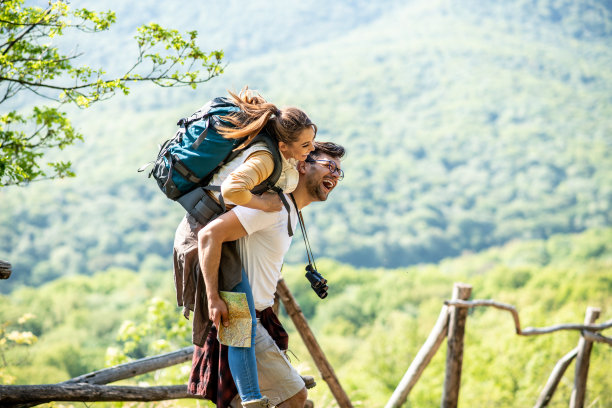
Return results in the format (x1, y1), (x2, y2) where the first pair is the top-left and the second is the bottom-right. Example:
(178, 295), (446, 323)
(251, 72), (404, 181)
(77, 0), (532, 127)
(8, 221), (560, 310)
(221, 150), (282, 212)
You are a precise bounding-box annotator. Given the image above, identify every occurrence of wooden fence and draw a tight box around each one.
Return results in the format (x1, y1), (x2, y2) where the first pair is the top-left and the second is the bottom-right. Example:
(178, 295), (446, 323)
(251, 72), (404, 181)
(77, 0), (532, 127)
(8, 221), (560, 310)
(385, 283), (612, 408)
(1, 281), (610, 408)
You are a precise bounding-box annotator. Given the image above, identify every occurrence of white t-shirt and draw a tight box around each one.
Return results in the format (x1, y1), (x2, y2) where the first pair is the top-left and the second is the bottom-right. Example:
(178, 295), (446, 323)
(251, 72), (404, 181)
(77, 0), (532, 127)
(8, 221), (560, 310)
(233, 196), (298, 311)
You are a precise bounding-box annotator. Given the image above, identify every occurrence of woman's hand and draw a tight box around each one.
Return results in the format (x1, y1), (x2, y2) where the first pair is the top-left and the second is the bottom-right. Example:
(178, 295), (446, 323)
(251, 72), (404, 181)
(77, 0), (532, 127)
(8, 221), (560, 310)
(246, 192), (283, 212)
(258, 192), (283, 212)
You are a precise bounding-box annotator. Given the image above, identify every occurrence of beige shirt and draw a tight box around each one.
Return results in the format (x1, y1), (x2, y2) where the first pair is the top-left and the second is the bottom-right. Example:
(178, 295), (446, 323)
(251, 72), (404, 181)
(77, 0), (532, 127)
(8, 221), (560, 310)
(221, 150), (275, 205)
(209, 142), (300, 207)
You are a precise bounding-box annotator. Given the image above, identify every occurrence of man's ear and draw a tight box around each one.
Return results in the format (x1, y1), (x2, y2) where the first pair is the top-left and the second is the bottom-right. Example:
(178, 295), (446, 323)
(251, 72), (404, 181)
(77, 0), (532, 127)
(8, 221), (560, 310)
(297, 160), (307, 174)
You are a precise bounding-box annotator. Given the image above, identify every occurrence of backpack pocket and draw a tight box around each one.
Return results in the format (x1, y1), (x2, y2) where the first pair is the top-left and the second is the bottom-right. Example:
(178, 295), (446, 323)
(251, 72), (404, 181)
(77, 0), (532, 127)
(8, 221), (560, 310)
(152, 155), (182, 200)
(177, 187), (224, 225)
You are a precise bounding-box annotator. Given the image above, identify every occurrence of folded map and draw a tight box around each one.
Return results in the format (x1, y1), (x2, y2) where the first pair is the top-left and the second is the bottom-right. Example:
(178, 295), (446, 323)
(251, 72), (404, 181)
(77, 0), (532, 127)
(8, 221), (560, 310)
(217, 291), (252, 348)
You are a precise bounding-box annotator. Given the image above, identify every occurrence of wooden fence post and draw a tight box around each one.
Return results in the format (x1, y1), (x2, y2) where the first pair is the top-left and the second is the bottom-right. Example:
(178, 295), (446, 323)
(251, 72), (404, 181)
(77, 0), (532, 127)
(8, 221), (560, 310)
(441, 283), (472, 408)
(385, 305), (449, 408)
(276, 279), (353, 408)
(569, 307), (600, 408)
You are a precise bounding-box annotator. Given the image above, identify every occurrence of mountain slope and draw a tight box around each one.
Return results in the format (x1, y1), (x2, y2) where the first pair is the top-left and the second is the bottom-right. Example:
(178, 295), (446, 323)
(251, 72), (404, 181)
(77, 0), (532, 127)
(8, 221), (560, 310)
(1, 0), (611, 289)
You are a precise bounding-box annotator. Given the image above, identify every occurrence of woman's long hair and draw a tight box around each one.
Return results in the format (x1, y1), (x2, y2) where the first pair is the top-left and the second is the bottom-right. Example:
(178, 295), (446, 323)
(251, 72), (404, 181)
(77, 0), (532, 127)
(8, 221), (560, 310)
(218, 87), (317, 150)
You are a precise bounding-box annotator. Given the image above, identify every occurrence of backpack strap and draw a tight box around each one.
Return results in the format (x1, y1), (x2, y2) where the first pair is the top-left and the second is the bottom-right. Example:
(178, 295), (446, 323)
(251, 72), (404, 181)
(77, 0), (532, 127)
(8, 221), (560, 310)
(246, 132), (292, 236)
(249, 132), (283, 195)
(271, 186), (293, 237)
(203, 185), (226, 212)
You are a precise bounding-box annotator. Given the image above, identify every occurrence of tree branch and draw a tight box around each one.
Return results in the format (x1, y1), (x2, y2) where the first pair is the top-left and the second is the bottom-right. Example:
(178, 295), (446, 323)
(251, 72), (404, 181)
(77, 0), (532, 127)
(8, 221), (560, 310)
(2, 7), (53, 56)
(0, 72), (215, 94)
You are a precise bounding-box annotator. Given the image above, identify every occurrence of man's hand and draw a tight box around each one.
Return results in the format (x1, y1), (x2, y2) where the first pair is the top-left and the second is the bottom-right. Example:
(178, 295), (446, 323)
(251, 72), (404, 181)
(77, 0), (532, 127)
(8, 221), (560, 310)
(198, 211), (248, 330)
(208, 294), (229, 328)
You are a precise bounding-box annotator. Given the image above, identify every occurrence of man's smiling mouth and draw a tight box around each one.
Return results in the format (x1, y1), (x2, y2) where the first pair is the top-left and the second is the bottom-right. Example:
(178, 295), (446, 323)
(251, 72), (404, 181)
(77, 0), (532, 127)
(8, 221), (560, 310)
(322, 178), (335, 191)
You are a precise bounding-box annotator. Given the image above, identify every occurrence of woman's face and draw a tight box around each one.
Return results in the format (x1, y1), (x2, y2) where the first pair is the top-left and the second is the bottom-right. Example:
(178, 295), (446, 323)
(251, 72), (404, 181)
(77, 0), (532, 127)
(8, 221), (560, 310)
(279, 127), (315, 161)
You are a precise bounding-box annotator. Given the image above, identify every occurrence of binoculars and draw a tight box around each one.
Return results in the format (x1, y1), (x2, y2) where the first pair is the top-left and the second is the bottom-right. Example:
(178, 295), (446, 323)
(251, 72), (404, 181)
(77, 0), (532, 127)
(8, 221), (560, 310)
(305, 264), (328, 299)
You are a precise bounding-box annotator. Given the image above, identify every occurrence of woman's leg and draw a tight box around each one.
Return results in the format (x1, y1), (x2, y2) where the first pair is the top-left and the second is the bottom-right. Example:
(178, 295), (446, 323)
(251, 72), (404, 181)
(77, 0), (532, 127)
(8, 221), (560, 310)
(228, 269), (261, 402)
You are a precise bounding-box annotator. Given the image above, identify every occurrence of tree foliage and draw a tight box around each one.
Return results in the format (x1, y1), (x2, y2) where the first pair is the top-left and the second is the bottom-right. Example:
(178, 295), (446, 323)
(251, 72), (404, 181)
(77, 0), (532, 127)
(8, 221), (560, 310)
(0, 0), (611, 283)
(0, 0), (224, 186)
(0, 311), (38, 384)
(1, 228), (610, 406)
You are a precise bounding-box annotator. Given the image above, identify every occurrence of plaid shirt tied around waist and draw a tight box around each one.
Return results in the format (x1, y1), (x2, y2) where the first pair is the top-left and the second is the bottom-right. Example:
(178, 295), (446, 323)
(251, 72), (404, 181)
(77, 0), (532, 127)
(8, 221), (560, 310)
(188, 307), (289, 407)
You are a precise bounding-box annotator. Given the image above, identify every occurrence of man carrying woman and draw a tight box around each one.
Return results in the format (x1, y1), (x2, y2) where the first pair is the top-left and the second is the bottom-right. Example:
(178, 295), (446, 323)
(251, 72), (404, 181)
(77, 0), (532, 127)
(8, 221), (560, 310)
(172, 87), (345, 407)
(194, 141), (345, 407)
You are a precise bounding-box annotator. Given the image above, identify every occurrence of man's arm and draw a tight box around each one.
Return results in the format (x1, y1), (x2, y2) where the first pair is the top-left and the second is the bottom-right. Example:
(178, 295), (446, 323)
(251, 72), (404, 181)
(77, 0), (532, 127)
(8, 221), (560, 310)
(197, 210), (248, 329)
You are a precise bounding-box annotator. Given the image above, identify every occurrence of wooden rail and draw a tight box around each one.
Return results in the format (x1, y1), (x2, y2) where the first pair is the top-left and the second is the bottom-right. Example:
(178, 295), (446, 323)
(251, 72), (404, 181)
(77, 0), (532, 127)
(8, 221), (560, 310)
(0, 384), (201, 405)
(533, 347), (579, 408)
(443, 299), (612, 336)
(2, 346), (195, 408)
(65, 346), (194, 385)
(582, 330), (612, 345)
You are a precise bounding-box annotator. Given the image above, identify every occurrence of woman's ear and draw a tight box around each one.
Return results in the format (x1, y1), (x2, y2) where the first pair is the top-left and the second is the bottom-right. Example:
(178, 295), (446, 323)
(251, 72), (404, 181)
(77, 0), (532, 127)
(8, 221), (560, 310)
(278, 141), (289, 153)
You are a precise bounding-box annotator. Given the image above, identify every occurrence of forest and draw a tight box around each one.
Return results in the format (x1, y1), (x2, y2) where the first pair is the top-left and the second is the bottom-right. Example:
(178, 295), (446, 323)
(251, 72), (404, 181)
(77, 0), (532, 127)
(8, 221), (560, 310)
(1, 228), (611, 406)
(1, 0), (611, 407)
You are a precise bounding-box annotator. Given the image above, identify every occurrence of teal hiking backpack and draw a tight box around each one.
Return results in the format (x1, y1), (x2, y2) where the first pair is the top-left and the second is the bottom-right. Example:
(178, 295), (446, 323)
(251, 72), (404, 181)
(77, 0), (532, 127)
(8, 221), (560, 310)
(142, 96), (282, 200)
(139, 96), (293, 234)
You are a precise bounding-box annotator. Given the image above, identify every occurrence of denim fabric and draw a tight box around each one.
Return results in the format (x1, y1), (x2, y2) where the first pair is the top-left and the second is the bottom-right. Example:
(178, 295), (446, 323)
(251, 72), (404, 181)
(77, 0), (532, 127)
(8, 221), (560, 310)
(228, 269), (261, 402)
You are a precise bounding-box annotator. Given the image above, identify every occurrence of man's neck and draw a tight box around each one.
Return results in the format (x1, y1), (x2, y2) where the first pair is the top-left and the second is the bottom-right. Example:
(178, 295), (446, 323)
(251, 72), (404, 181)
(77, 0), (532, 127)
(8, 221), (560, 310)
(290, 187), (312, 211)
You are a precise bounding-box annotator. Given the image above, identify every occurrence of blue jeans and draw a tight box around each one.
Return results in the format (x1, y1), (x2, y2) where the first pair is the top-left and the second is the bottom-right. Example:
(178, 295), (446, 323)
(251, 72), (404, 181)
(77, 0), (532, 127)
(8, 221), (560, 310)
(228, 269), (261, 402)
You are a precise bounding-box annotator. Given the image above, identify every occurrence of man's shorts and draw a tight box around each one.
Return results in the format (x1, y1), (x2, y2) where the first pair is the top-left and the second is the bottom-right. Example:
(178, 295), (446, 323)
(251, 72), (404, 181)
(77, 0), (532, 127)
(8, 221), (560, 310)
(230, 320), (305, 407)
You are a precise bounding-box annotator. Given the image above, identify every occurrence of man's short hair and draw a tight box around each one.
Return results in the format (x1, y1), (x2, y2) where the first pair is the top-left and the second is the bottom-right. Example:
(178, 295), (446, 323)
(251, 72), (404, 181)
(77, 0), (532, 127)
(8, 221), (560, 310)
(309, 141), (345, 161)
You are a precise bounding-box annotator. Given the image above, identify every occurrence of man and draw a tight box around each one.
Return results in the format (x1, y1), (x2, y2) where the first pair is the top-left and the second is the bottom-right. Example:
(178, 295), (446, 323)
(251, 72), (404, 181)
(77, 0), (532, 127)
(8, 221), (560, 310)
(195, 142), (345, 408)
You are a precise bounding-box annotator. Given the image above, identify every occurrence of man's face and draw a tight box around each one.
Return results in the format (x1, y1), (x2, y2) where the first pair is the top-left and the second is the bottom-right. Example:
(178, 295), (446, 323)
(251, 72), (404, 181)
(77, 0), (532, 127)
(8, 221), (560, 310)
(304, 153), (342, 202)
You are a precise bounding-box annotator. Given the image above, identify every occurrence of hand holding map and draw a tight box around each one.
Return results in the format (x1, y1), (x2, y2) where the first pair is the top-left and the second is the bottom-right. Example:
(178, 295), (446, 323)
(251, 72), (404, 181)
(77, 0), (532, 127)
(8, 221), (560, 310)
(217, 291), (252, 347)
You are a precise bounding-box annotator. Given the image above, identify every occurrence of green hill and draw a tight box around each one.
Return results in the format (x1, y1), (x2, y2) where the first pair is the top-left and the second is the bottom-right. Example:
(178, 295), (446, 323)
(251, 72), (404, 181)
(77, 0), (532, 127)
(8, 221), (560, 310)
(1, 0), (611, 290)
(2, 228), (610, 406)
